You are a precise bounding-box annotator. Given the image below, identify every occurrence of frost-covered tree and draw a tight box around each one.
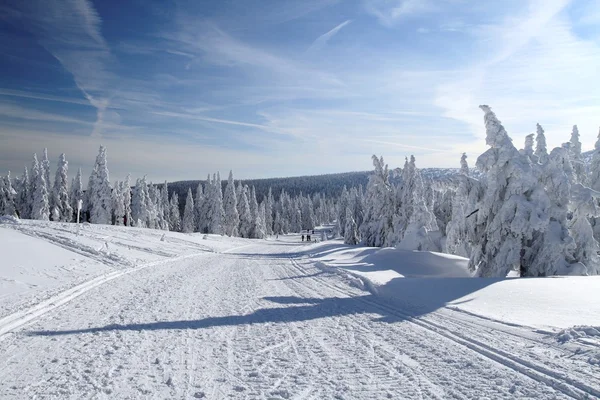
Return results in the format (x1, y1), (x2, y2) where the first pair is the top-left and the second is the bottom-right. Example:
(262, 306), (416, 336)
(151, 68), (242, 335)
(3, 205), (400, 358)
(123, 174), (132, 226)
(169, 193), (181, 232)
(248, 186), (264, 238)
(131, 177), (148, 227)
(89, 146), (112, 225)
(194, 182), (204, 233)
(31, 162), (50, 221)
(535, 123), (548, 164)
(344, 205), (359, 245)
(301, 195), (315, 230)
(264, 188), (274, 235)
(238, 185), (252, 238)
(520, 134), (535, 162)
(182, 188), (195, 233)
(360, 155), (395, 247)
(589, 129), (600, 192)
(112, 181), (125, 225)
(445, 155), (483, 257)
(206, 174), (225, 234)
(51, 153), (72, 222)
(42, 148), (52, 203)
(469, 105), (550, 277)
(70, 168), (83, 222)
(569, 125), (586, 184)
(223, 171), (239, 236)
(16, 167), (31, 219)
(0, 173), (17, 217)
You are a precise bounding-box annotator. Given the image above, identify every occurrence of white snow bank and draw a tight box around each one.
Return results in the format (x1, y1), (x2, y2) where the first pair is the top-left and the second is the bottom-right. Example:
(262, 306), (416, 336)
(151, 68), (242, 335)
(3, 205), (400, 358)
(556, 326), (600, 343)
(0, 220), (251, 319)
(0, 228), (111, 318)
(307, 240), (600, 330)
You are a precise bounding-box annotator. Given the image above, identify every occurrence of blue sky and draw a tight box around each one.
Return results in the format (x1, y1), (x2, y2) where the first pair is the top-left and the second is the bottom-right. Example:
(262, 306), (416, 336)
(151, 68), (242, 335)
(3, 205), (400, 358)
(1, 0), (599, 182)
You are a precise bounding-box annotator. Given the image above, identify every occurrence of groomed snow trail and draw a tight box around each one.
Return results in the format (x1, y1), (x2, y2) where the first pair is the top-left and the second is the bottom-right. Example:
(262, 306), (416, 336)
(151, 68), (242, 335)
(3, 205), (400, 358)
(0, 239), (595, 399)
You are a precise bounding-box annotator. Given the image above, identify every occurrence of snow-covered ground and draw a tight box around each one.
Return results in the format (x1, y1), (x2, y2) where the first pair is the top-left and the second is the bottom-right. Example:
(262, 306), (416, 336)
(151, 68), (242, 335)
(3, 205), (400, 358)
(1, 221), (599, 399)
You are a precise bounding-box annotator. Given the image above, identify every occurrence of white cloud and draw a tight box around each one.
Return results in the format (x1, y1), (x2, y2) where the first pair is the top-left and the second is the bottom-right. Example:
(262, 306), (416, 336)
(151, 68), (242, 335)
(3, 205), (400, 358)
(308, 20), (352, 52)
(365, 0), (439, 27)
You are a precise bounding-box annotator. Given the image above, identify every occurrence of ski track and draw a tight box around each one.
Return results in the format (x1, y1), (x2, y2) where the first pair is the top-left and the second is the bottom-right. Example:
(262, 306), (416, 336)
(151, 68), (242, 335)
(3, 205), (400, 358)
(0, 238), (598, 399)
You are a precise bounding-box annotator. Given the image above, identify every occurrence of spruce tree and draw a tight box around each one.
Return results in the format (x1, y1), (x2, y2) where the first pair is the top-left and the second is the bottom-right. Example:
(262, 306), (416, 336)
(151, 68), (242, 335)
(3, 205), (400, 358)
(51, 153), (72, 222)
(182, 188), (195, 233)
(223, 170), (240, 236)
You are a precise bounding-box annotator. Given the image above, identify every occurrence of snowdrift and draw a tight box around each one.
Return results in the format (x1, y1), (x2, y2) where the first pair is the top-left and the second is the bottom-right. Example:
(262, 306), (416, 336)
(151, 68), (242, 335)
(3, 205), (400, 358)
(308, 240), (600, 330)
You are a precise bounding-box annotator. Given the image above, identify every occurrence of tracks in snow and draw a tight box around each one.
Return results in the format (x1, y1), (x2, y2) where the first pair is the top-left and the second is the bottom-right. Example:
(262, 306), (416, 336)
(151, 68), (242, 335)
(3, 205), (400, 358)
(0, 251), (215, 341)
(287, 257), (600, 400)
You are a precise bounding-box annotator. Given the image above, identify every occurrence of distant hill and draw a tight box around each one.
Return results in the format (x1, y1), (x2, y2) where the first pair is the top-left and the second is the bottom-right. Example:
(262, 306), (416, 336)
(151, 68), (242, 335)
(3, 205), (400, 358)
(166, 168), (468, 208)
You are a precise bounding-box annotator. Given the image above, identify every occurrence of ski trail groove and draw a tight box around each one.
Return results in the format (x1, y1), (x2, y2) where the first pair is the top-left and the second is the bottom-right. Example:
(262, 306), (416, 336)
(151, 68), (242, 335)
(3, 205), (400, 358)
(287, 257), (599, 400)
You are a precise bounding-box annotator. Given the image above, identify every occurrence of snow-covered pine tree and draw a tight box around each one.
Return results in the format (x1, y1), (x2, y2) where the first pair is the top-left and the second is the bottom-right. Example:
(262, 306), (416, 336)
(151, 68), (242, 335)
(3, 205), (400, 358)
(520, 134), (535, 162)
(337, 186), (349, 237)
(208, 173), (225, 234)
(89, 146), (112, 225)
(17, 167), (31, 219)
(535, 123), (548, 164)
(123, 174), (132, 226)
(249, 186), (263, 238)
(301, 195), (315, 231)
(182, 188), (195, 233)
(42, 148), (52, 206)
(161, 181), (170, 229)
(469, 105), (550, 277)
(360, 155), (394, 247)
(145, 182), (159, 229)
(169, 192), (181, 232)
(51, 153), (72, 222)
(344, 205), (359, 245)
(590, 128), (600, 192)
(0, 173), (17, 217)
(569, 125), (586, 185)
(445, 154), (483, 257)
(112, 181), (125, 225)
(69, 168), (83, 222)
(31, 159), (50, 221)
(265, 188), (274, 235)
(238, 185), (252, 238)
(131, 177), (148, 227)
(194, 182), (204, 233)
(223, 170), (239, 236)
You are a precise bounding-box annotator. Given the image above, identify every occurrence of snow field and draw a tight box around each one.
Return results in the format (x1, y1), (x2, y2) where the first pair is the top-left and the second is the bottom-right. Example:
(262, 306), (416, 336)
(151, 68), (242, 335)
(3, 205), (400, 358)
(0, 222), (599, 398)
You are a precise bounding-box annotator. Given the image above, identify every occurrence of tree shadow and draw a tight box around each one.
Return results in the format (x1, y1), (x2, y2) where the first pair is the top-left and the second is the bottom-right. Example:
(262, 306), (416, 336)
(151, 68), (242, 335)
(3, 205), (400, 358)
(28, 277), (499, 338)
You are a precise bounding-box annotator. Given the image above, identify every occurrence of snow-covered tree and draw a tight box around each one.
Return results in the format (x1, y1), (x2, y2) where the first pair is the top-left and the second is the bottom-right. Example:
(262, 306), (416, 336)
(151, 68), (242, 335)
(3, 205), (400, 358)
(51, 153), (72, 222)
(238, 185), (252, 238)
(360, 155), (394, 247)
(194, 182), (204, 233)
(469, 105), (550, 277)
(520, 134), (535, 162)
(169, 193), (181, 232)
(445, 154), (483, 257)
(131, 177), (148, 227)
(535, 123), (548, 164)
(223, 171), (239, 236)
(123, 174), (132, 226)
(70, 168), (83, 222)
(182, 188), (195, 233)
(0, 173), (17, 217)
(89, 146), (112, 225)
(569, 125), (586, 184)
(344, 205), (359, 245)
(589, 128), (600, 192)
(31, 159), (50, 221)
(42, 148), (52, 203)
(16, 167), (31, 219)
(265, 188), (274, 235)
(249, 186), (264, 238)
(112, 181), (125, 225)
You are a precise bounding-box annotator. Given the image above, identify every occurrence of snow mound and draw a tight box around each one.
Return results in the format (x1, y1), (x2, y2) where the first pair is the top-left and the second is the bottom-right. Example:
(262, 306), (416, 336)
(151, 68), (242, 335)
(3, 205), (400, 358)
(0, 215), (20, 225)
(556, 326), (600, 343)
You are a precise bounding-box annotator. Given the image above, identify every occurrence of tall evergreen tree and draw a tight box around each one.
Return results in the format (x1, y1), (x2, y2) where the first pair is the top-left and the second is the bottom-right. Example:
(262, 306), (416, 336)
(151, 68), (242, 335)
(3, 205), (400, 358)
(89, 146), (112, 224)
(70, 168), (84, 222)
(182, 188), (195, 233)
(223, 170), (239, 236)
(51, 153), (72, 222)
(535, 123), (548, 164)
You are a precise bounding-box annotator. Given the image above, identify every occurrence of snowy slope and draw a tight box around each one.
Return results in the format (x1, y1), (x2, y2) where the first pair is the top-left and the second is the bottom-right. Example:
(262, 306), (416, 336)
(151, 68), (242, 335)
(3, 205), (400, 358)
(309, 240), (600, 329)
(1, 222), (599, 399)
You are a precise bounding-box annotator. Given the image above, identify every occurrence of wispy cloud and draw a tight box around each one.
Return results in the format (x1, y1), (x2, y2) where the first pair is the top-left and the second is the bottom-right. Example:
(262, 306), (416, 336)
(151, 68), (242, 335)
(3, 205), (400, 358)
(6, 0), (113, 137)
(365, 0), (439, 27)
(308, 20), (352, 52)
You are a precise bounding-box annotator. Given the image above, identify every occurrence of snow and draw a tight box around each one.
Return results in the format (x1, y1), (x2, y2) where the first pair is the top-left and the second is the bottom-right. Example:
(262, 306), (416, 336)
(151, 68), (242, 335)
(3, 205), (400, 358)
(308, 239), (600, 329)
(1, 221), (600, 399)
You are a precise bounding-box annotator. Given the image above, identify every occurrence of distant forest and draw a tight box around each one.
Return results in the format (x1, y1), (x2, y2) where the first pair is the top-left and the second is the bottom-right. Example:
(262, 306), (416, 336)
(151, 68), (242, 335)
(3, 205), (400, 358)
(167, 171), (371, 205)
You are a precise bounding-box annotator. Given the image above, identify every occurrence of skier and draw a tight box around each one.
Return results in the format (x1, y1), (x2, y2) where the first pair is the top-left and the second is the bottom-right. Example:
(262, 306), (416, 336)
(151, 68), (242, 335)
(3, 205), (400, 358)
(301, 234), (305, 242)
